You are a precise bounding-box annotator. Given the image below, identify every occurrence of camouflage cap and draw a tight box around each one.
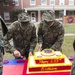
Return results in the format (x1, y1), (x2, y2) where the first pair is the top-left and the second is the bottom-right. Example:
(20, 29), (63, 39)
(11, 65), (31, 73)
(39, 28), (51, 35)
(18, 12), (30, 22)
(42, 10), (55, 22)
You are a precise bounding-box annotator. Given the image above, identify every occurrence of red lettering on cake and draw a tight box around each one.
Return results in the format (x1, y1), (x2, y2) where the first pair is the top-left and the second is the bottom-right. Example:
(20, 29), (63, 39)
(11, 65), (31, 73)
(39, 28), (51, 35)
(29, 66), (71, 72)
(35, 59), (64, 64)
(39, 60), (48, 64)
(41, 67), (57, 71)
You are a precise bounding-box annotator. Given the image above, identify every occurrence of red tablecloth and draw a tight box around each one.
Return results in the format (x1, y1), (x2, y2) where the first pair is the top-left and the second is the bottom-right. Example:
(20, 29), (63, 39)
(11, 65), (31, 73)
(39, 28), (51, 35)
(3, 65), (24, 75)
(3, 59), (24, 75)
(3, 59), (72, 75)
(22, 60), (71, 75)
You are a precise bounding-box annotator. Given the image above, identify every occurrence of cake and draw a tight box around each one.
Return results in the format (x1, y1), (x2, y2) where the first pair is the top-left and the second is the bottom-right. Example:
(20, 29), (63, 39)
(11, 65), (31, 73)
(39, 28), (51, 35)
(27, 49), (72, 74)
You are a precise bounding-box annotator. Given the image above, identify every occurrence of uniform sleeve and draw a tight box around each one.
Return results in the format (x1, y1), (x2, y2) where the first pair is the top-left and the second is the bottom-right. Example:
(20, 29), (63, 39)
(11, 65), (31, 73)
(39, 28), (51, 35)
(38, 22), (43, 44)
(29, 25), (37, 54)
(51, 24), (65, 51)
(4, 23), (16, 53)
(5, 23), (16, 40)
(0, 36), (5, 55)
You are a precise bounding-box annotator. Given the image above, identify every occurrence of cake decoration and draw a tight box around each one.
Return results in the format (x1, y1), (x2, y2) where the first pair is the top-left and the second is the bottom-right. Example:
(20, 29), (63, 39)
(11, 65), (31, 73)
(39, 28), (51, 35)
(44, 49), (53, 53)
(27, 49), (72, 74)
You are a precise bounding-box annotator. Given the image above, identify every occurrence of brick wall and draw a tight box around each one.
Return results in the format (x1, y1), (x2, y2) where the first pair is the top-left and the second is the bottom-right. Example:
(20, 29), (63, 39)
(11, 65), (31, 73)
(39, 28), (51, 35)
(0, 0), (22, 22)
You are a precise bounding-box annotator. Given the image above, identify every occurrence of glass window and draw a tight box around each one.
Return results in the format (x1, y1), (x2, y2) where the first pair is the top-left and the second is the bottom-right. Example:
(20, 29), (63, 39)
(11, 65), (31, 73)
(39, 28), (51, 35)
(59, 10), (64, 18)
(4, 12), (10, 20)
(41, 0), (47, 5)
(50, 0), (55, 5)
(3, 1), (9, 6)
(69, 0), (74, 5)
(68, 11), (74, 16)
(30, 0), (36, 5)
(13, 0), (19, 6)
(32, 13), (35, 17)
(59, 0), (64, 5)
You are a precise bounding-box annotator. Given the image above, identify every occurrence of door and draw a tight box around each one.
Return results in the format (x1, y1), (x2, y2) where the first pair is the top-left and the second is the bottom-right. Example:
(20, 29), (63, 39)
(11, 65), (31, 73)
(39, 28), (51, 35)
(31, 12), (36, 22)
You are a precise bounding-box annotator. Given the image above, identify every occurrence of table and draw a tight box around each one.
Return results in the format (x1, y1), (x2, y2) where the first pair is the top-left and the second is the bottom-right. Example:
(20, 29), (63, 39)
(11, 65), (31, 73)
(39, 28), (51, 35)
(3, 59), (25, 75)
(3, 57), (73, 75)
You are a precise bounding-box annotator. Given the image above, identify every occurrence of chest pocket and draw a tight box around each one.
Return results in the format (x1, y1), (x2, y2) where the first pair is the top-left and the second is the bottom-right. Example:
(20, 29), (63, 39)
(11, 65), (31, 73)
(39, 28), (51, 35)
(43, 27), (58, 42)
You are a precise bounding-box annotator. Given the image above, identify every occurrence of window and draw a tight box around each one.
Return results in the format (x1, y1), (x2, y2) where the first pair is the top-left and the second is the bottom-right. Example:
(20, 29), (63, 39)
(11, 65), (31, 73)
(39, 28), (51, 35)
(30, 0), (36, 5)
(59, 10), (64, 18)
(68, 11), (74, 16)
(50, 0), (55, 5)
(4, 12), (10, 20)
(3, 1), (9, 6)
(41, 0), (47, 5)
(13, 0), (19, 6)
(69, 0), (74, 5)
(59, 0), (64, 5)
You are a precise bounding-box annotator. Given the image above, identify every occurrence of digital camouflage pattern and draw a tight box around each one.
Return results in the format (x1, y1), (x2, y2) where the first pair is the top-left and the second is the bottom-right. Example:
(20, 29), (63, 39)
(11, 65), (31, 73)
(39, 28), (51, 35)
(18, 12), (31, 22)
(4, 13), (37, 58)
(42, 10), (55, 22)
(0, 16), (8, 75)
(70, 40), (75, 75)
(38, 10), (64, 52)
(0, 22), (3, 75)
(0, 35), (3, 75)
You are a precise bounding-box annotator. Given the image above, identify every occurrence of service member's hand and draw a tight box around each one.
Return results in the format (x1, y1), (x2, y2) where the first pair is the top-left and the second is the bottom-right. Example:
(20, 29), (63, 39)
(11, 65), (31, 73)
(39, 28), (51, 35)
(38, 43), (42, 51)
(29, 51), (33, 56)
(14, 50), (21, 57)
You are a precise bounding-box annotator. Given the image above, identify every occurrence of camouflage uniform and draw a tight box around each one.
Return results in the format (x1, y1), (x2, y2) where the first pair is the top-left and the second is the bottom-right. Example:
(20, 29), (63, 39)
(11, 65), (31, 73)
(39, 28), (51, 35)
(0, 35), (4, 75)
(38, 10), (64, 51)
(0, 16), (7, 75)
(0, 22), (4, 75)
(70, 40), (75, 75)
(4, 12), (37, 58)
